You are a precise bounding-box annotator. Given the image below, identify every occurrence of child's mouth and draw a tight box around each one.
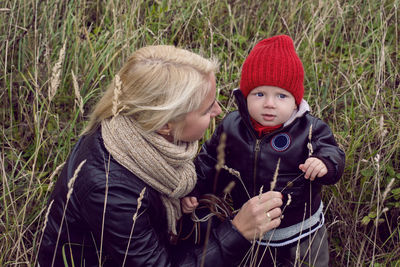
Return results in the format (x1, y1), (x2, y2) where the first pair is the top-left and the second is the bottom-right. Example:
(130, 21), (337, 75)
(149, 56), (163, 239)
(262, 114), (275, 121)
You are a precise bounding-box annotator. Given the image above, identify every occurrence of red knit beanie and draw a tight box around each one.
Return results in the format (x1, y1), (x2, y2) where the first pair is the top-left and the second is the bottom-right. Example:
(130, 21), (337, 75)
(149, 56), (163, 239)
(239, 35), (304, 105)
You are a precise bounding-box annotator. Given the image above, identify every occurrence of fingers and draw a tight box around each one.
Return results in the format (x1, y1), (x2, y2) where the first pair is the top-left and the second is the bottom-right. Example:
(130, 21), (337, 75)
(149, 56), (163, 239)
(181, 197), (198, 214)
(254, 207), (282, 239)
(258, 191), (283, 203)
(182, 206), (192, 214)
(265, 210), (282, 233)
(265, 207), (281, 221)
(299, 157), (327, 180)
(189, 196), (199, 207)
(181, 198), (192, 213)
(257, 191), (283, 211)
(232, 192), (283, 240)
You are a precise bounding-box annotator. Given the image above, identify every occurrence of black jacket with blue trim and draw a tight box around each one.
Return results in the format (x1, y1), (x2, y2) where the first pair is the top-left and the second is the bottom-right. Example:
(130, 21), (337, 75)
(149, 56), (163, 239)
(194, 90), (345, 228)
(38, 127), (251, 267)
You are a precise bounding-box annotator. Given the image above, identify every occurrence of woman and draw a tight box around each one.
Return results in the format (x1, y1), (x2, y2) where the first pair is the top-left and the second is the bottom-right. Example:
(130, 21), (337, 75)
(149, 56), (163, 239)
(38, 45), (283, 266)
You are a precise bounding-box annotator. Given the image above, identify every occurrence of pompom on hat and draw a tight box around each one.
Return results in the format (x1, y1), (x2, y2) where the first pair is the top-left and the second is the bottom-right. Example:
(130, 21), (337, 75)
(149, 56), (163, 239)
(239, 35), (304, 105)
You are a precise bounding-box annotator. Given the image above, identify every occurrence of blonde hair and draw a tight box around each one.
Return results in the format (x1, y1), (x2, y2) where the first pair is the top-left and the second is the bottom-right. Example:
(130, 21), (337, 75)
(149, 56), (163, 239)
(82, 45), (219, 139)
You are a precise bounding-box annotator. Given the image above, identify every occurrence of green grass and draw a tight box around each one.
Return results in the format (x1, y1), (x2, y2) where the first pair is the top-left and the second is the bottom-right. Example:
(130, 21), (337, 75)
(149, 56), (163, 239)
(1, 0), (399, 266)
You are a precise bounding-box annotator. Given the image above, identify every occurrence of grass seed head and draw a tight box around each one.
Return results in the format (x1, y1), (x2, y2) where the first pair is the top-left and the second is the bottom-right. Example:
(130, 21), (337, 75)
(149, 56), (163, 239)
(215, 132), (227, 171)
(133, 187), (146, 221)
(112, 74), (123, 117)
(66, 160), (86, 200)
(307, 125), (313, 156)
(270, 158), (280, 191)
(48, 41), (66, 102)
(223, 181), (236, 195)
(382, 178), (395, 202)
(286, 194), (292, 206)
(72, 70), (84, 114)
(42, 200), (54, 234)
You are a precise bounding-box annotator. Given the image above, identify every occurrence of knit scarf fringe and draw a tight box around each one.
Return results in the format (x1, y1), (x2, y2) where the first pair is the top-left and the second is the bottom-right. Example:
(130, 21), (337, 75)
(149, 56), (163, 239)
(101, 116), (198, 235)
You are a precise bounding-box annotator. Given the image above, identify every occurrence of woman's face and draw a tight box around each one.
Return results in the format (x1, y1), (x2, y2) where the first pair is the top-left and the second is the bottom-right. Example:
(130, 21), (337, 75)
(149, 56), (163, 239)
(175, 74), (222, 142)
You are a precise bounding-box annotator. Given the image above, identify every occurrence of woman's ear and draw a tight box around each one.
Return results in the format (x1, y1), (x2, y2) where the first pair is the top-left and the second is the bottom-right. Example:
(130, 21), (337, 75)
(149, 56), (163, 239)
(156, 123), (173, 136)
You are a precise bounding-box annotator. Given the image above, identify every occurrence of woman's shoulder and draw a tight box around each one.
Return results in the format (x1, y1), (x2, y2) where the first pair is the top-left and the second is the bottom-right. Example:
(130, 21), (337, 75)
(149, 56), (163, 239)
(70, 128), (158, 199)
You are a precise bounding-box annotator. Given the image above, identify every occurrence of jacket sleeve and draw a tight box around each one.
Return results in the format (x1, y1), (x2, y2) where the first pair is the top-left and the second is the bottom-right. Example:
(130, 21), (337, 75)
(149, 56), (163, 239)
(311, 118), (346, 185)
(174, 219), (252, 267)
(80, 177), (250, 267)
(80, 181), (172, 266)
(192, 124), (225, 197)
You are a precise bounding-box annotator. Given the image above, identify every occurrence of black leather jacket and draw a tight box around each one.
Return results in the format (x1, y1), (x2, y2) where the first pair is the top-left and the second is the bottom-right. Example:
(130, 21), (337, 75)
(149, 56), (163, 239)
(194, 90), (345, 228)
(38, 127), (251, 267)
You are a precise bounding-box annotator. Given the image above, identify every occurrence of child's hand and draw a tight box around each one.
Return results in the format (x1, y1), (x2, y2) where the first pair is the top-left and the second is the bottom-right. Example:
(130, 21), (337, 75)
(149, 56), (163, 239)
(181, 196), (199, 214)
(299, 157), (327, 181)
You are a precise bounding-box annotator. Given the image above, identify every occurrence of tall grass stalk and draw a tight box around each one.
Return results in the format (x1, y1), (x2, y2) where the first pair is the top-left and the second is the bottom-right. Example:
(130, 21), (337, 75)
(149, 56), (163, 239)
(1, 0), (399, 266)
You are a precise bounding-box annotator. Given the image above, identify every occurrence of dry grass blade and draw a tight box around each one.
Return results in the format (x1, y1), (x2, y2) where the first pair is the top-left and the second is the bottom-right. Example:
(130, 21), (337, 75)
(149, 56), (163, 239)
(41, 200), (54, 235)
(286, 194), (292, 207)
(258, 185), (264, 199)
(223, 180), (235, 199)
(48, 41), (66, 103)
(66, 160), (86, 200)
(221, 165), (251, 199)
(122, 187), (146, 267)
(270, 158), (280, 191)
(307, 125), (313, 156)
(47, 162), (65, 193)
(215, 132), (227, 172)
(382, 178), (395, 203)
(2, 0), (399, 265)
(51, 159), (86, 267)
(112, 74), (123, 117)
(200, 133), (228, 267)
(71, 70), (84, 114)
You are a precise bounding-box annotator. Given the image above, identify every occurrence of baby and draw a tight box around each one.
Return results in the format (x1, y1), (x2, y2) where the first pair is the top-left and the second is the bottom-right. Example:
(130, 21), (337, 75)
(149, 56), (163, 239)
(182, 35), (345, 266)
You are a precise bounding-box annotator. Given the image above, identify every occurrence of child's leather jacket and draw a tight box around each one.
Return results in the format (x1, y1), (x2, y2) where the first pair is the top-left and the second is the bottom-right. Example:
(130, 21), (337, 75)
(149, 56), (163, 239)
(194, 89), (345, 228)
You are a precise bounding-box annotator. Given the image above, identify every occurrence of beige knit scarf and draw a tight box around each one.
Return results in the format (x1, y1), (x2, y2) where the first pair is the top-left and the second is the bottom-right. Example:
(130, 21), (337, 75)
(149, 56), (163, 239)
(101, 115), (198, 235)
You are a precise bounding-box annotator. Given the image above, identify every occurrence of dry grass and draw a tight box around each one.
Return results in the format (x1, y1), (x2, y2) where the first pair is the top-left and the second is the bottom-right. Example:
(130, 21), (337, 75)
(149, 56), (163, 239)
(1, 0), (399, 266)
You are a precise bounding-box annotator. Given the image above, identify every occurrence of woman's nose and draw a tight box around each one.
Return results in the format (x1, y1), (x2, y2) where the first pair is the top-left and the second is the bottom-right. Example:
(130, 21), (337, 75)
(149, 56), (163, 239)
(211, 102), (222, 118)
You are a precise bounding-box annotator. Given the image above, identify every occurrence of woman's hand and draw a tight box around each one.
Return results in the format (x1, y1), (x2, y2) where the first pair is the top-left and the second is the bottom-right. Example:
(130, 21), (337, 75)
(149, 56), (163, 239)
(231, 191), (282, 241)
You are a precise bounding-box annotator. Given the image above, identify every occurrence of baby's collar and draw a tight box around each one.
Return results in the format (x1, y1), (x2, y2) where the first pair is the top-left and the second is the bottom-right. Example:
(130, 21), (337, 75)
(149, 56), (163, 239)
(284, 99), (310, 126)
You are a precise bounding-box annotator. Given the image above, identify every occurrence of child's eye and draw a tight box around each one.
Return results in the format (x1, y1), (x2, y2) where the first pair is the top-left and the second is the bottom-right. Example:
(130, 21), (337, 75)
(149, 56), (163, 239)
(278, 94), (287, 99)
(255, 92), (264, 97)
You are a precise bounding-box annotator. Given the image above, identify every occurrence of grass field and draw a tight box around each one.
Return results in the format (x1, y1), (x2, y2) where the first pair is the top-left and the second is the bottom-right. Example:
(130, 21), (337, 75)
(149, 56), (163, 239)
(1, 0), (399, 266)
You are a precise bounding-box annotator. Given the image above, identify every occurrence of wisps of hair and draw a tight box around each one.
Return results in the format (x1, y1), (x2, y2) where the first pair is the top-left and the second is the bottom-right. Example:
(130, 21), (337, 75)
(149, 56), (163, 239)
(82, 45), (218, 139)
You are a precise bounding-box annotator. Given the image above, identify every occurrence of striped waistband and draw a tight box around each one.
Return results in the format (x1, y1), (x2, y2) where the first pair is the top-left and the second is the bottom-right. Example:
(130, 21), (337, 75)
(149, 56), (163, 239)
(258, 201), (324, 247)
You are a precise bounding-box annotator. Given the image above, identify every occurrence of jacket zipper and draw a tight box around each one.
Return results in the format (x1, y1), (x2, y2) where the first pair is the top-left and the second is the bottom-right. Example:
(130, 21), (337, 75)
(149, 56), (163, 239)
(253, 139), (261, 196)
(251, 131), (278, 196)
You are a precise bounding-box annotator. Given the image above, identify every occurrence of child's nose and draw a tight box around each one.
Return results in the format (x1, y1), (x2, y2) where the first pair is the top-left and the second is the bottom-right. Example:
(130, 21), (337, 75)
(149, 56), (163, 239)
(263, 96), (275, 107)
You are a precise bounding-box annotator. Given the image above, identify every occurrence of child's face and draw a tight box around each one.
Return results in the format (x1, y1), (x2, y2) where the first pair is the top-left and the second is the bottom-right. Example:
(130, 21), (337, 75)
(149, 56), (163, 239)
(246, 86), (297, 127)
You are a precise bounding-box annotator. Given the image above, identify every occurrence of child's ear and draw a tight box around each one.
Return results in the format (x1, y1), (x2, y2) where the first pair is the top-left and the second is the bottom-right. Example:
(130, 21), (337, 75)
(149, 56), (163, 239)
(156, 123), (173, 136)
